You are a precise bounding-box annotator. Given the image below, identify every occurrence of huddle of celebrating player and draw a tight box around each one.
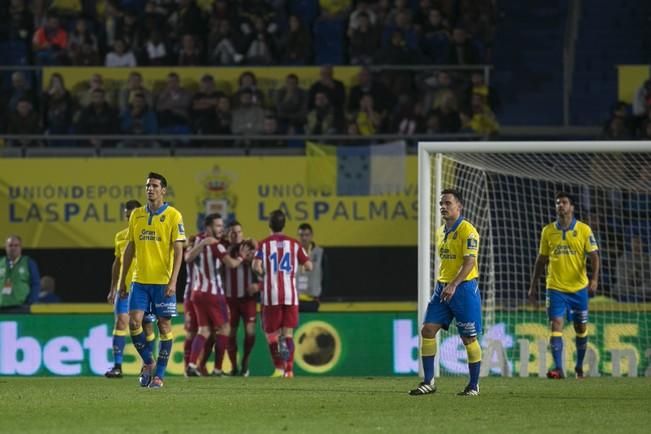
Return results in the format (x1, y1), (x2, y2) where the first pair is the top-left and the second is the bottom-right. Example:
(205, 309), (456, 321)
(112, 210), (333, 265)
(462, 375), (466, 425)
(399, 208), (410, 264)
(104, 172), (311, 388)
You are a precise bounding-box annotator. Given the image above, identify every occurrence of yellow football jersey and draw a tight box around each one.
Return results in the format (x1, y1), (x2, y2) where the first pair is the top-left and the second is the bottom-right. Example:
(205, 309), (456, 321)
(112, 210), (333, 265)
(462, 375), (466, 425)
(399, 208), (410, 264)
(114, 227), (136, 291)
(127, 204), (186, 285)
(539, 218), (599, 292)
(436, 217), (480, 283)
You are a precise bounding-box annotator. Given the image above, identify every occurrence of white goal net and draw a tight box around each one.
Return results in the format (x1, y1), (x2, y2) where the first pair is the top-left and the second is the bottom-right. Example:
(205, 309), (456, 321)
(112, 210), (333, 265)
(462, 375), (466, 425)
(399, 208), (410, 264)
(418, 142), (651, 377)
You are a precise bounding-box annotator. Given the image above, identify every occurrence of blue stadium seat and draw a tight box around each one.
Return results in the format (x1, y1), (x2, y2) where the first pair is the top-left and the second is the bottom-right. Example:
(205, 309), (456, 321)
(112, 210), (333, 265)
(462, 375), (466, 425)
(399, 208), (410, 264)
(313, 19), (346, 65)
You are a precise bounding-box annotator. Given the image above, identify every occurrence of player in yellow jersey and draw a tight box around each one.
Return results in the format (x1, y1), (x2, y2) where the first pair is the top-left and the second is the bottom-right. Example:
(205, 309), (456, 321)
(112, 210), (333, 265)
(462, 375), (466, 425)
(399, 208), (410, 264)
(105, 199), (156, 378)
(118, 172), (186, 388)
(409, 189), (482, 397)
(528, 192), (600, 379)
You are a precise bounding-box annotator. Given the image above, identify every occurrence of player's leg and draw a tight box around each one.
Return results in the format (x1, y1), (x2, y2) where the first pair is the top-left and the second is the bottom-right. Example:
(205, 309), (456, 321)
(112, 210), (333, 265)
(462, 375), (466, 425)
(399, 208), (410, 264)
(183, 298), (197, 369)
(149, 284), (177, 388)
(226, 298), (240, 375)
(262, 306), (285, 376)
(241, 298), (258, 376)
(450, 280), (483, 396)
(409, 282), (449, 395)
(128, 283), (155, 382)
(143, 313), (157, 356)
(106, 294), (130, 378)
(211, 296), (231, 376)
(571, 288), (590, 378)
(279, 304), (299, 378)
(187, 293), (212, 376)
(546, 289), (567, 379)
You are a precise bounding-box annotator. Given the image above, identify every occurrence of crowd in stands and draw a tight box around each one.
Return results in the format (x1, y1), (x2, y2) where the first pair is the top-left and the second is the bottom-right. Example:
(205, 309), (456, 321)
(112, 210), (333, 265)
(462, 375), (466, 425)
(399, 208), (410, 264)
(603, 79), (651, 140)
(0, 0), (500, 145)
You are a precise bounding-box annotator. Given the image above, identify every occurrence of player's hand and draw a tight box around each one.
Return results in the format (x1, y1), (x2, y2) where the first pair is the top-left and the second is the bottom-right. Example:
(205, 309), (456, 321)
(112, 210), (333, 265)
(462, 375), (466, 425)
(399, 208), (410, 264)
(527, 285), (539, 306)
(588, 279), (598, 297)
(247, 283), (260, 296)
(201, 237), (219, 246)
(118, 282), (128, 299)
(107, 289), (116, 304)
(440, 283), (457, 303)
(165, 282), (176, 297)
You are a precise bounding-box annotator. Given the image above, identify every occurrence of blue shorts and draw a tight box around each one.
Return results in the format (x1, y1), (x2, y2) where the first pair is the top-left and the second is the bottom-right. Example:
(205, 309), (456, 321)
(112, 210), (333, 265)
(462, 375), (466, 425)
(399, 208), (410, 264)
(114, 293), (129, 315)
(129, 282), (177, 318)
(424, 279), (482, 336)
(546, 288), (588, 323)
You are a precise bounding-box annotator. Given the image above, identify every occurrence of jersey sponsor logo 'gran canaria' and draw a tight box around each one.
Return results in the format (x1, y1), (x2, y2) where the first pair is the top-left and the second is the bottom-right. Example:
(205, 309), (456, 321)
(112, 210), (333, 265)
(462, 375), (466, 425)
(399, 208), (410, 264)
(552, 245), (577, 256)
(139, 229), (161, 241)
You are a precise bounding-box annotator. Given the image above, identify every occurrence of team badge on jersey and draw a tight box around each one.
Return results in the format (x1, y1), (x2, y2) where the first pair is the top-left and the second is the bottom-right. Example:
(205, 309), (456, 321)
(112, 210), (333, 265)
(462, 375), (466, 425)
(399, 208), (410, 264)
(589, 235), (597, 246)
(178, 224), (185, 235)
(467, 238), (478, 249)
(160, 215), (166, 222)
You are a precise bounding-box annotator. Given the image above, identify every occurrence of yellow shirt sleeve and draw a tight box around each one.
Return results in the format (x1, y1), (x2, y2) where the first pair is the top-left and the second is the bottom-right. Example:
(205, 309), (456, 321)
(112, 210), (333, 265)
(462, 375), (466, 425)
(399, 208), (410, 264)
(171, 211), (187, 243)
(539, 226), (550, 256)
(584, 226), (599, 253)
(462, 228), (479, 257)
(127, 211), (136, 242)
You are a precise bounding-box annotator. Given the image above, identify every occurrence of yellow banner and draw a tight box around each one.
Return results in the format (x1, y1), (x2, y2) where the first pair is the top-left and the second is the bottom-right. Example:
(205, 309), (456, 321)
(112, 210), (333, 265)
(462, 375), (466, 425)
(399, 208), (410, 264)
(0, 157), (417, 248)
(617, 65), (650, 103)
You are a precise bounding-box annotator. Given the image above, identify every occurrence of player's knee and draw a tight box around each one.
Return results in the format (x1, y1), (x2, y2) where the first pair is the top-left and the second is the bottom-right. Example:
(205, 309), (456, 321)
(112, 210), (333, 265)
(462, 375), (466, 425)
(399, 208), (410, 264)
(115, 315), (129, 330)
(421, 324), (438, 338)
(550, 318), (564, 331)
(129, 318), (142, 330)
(198, 326), (211, 338)
(461, 335), (477, 345)
(219, 324), (231, 336)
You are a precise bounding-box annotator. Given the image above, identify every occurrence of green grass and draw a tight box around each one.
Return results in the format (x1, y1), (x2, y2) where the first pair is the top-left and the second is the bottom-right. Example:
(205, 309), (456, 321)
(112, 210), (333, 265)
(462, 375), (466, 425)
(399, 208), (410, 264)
(1, 377), (649, 433)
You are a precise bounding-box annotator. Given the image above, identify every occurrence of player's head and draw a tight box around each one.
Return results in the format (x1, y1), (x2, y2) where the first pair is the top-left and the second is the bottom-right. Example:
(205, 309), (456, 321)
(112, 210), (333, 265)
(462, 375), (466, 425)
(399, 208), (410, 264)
(124, 199), (141, 220)
(204, 213), (224, 238)
(228, 220), (243, 244)
(439, 188), (463, 221)
(269, 210), (286, 233)
(5, 235), (22, 259)
(297, 223), (313, 247)
(554, 192), (575, 218)
(146, 172), (167, 203)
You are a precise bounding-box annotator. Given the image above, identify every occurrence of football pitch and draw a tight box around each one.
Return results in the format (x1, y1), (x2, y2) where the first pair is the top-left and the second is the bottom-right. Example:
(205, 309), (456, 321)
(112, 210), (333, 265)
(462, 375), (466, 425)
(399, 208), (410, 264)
(1, 377), (649, 433)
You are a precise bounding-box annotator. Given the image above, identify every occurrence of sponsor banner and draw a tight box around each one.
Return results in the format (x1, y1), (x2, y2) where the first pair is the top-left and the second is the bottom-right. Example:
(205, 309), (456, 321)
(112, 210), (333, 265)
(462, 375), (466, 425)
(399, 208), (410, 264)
(617, 65), (651, 104)
(0, 157), (417, 248)
(0, 312), (648, 376)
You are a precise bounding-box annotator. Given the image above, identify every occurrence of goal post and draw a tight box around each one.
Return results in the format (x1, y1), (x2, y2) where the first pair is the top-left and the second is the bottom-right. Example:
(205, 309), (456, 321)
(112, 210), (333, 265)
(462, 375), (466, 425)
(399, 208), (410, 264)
(418, 141), (651, 378)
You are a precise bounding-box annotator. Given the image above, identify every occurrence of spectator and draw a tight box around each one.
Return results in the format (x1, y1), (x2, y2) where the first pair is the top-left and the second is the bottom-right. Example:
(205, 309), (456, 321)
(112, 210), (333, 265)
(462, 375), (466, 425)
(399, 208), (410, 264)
(178, 34), (203, 65)
(319, 0), (352, 20)
(120, 92), (159, 138)
(382, 10), (418, 51)
(465, 71), (499, 113)
(212, 95), (233, 135)
(155, 72), (192, 130)
(7, 98), (42, 146)
(413, 0), (434, 33)
(67, 18), (99, 66)
(231, 89), (265, 137)
(191, 74), (225, 133)
(118, 71), (153, 113)
(38, 275), (61, 303)
(6, 0), (34, 44)
(244, 16), (276, 65)
(448, 27), (479, 65)
(420, 8), (451, 62)
(348, 12), (379, 65)
(78, 73), (114, 108)
(118, 10), (145, 56)
(614, 235), (651, 302)
(461, 93), (499, 137)
(308, 65), (346, 115)
(0, 235), (40, 311)
(386, 0), (412, 26)
(375, 30), (417, 65)
(105, 39), (138, 67)
(232, 71), (265, 108)
(353, 94), (384, 135)
(4, 71), (37, 113)
(296, 223), (326, 312)
(144, 30), (169, 65)
(348, 0), (377, 32)
(423, 70), (460, 114)
(42, 73), (73, 134)
(632, 79), (651, 118)
(347, 67), (394, 115)
(274, 73), (308, 133)
(282, 15), (311, 65)
(75, 88), (119, 147)
(306, 91), (342, 135)
(432, 92), (461, 133)
(602, 101), (634, 138)
(390, 96), (425, 135)
(424, 111), (442, 134)
(169, 0), (206, 41)
(208, 19), (244, 65)
(32, 13), (68, 65)
(254, 115), (284, 147)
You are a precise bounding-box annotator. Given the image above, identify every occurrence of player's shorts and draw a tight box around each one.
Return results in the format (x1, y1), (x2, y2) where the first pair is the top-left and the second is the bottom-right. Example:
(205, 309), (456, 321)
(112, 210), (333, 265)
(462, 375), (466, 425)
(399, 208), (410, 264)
(546, 288), (588, 323)
(227, 296), (258, 327)
(261, 304), (298, 334)
(191, 291), (230, 329)
(424, 279), (482, 337)
(114, 292), (129, 315)
(184, 297), (198, 333)
(129, 282), (177, 318)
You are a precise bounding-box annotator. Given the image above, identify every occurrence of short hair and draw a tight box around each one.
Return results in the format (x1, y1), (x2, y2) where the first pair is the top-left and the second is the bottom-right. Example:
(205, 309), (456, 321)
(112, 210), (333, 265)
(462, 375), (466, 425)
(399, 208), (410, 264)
(298, 223), (313, 232)
(555, 191), (575, 206)
(125, 200), (141, 211)
(441, 188), (463, 205)
(147, 172), (167, 187)
(6, 235), (22, 243)
(229, 220), (242, 228)
(204, 213), (222, 227)
(269, 210), (286, 232)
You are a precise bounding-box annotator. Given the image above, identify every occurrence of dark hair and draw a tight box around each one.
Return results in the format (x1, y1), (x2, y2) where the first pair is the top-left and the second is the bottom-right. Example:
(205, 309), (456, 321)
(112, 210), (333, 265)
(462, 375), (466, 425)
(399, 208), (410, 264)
(555, 191), (575, 206)
(229, 220), (242, 228)
(147, 172), (167, 187)
(298, 223), (313, 232)
(125, 200), (141, 211)
(441, 188), (463, 205)
(205, 213), (222, 227)
(287, 73), (298, 81)
(269, 210), (286, 232)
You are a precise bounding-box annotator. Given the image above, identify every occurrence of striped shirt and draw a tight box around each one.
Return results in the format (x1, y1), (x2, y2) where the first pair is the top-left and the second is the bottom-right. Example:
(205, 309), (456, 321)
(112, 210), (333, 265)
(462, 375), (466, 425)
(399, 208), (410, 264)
(191, 233), (227, 295)
(224, 243), (254, 298)
(255, 234), (309, 306)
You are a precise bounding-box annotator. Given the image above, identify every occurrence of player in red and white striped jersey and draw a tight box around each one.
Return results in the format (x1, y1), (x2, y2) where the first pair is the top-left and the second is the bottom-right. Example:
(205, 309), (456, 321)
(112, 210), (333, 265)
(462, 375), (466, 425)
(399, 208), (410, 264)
(224, 221), (259, 376)
(182, 234), (198, 370)
(252, 210), (312, 378)
(184, 213), (252, 377)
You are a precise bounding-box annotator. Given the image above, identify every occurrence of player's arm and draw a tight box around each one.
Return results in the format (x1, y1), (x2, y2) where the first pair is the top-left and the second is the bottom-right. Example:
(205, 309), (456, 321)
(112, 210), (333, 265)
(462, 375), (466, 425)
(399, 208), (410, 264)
(166, 241), (184, 297)
(298, 245), (313, 272)
(527, 254), (549, 304)
(252, 258), (264, 277)
(108, 256), (120, 304)
(118, 241), (135, 298)
(588, 251), (600, 296)
(440, 255), (475, 303)
(185, 236), (217, 262)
